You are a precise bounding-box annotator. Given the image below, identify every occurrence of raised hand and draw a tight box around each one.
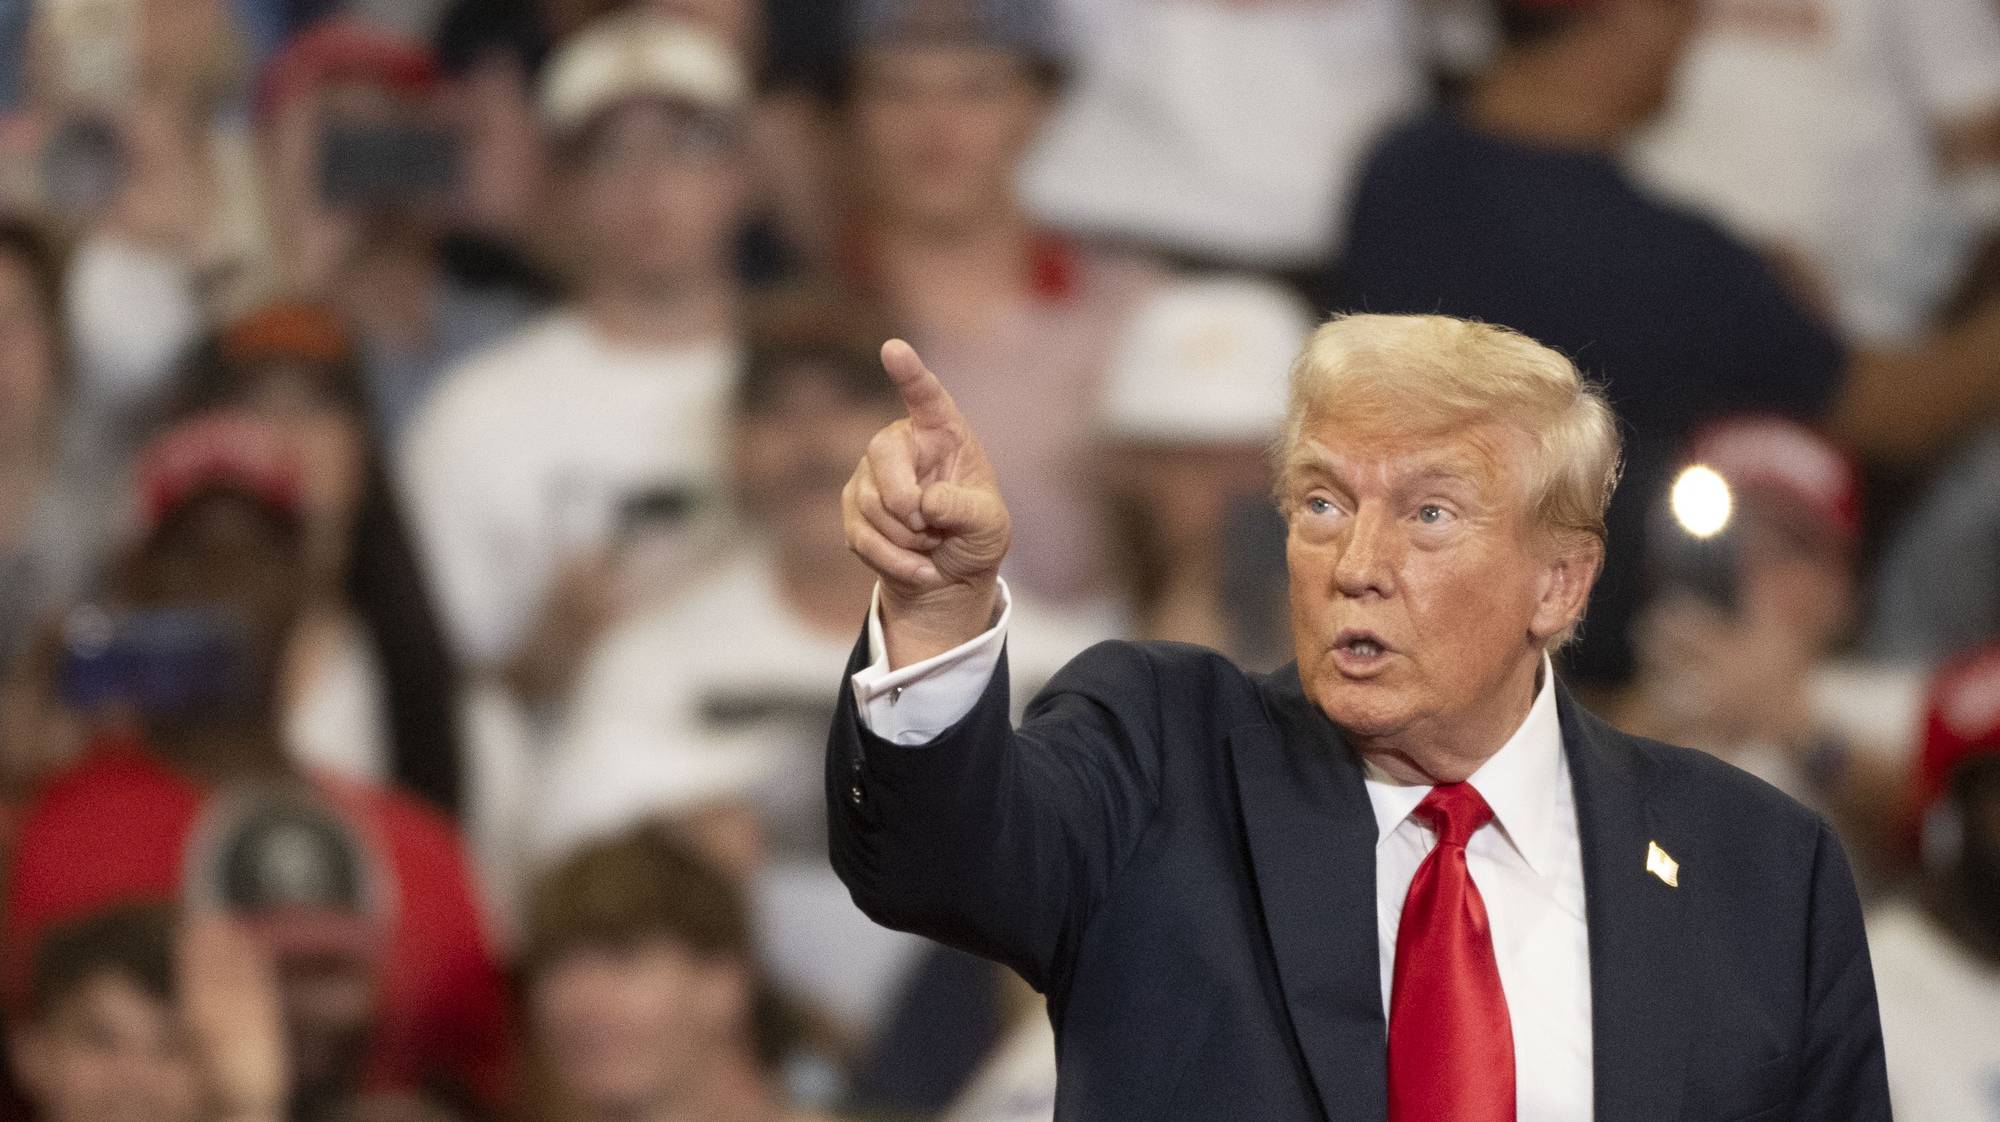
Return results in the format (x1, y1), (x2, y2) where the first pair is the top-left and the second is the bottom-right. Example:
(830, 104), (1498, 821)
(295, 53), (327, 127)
(843, 340), (1011, 667)
(178, 913), (289, 1122)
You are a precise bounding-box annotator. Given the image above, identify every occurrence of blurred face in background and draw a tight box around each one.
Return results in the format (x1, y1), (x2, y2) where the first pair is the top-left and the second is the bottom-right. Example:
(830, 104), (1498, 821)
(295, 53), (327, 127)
(566, 98), (748, 295)
(1570, 0), (1699, 125)
(530, 937), (747, 1113)
(1734, 497), (1853, 655)
(847, 42), (1051, 235)
(11, 972), (202, 1122)
(0, 245), (60, 449)
(731, 364), (896, 567)
(227, 359), (369, 579)
(130, 492), (309, 694)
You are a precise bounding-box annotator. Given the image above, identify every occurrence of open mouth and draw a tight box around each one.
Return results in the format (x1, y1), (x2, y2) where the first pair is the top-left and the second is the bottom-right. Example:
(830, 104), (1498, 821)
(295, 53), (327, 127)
(1334, 629), (1390, 659)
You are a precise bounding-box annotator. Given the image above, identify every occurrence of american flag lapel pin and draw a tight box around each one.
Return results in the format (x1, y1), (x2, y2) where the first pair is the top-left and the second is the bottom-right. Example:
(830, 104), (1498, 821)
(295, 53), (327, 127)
(1646, 840), (1680, 888)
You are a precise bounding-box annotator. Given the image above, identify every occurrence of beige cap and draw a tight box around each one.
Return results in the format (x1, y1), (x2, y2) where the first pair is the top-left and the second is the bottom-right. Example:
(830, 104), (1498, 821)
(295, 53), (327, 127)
(1101, 276), (1314, 446)
(539, 12), (750, 132)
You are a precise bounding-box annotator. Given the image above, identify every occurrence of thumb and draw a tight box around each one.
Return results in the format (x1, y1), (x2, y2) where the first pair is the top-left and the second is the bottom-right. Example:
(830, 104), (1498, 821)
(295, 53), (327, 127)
(919, 481), (1007, 538)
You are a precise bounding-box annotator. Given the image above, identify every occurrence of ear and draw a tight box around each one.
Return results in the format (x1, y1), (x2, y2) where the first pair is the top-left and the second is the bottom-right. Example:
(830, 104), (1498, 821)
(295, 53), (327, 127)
(1529, 537), (1601, 645)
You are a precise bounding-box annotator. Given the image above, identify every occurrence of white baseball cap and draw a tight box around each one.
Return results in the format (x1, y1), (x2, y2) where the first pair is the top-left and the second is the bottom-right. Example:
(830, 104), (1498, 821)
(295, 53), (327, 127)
(1101, 276), (1314, 446)
(539, 12), (750, 132)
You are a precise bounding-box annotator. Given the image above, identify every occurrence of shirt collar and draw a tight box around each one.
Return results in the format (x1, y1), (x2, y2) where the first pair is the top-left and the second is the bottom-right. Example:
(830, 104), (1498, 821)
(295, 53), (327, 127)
(1361, 653), (1567, 877)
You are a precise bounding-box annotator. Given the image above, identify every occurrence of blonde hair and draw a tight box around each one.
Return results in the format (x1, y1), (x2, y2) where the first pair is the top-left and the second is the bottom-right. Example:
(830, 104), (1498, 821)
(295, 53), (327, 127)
(1274, 314), (1623, 639)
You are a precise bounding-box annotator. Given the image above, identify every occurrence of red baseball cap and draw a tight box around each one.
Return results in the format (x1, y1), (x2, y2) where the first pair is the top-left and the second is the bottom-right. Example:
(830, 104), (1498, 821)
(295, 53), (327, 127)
(133, 412), (304, 539)
(1917, 644), (2000, 816)
(256, 21), (440, 120)
(1684, 415), (1861, 545)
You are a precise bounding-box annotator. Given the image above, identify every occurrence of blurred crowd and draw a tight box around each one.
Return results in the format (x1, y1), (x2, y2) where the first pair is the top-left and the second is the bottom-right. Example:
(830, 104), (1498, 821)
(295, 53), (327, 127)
(0, 0), (1998, 1118)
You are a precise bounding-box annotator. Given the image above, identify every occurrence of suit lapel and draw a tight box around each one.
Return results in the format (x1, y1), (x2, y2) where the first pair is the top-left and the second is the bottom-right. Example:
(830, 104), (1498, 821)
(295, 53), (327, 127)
(1559, 686), (1694, 1122)
(1231, 666), (1387, 1122)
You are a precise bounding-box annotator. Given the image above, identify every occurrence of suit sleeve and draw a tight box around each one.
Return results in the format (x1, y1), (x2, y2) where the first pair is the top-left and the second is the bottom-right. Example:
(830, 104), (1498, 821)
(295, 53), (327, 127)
(827, 635), (1166, 996)
(1796, 819), (1893, 1120)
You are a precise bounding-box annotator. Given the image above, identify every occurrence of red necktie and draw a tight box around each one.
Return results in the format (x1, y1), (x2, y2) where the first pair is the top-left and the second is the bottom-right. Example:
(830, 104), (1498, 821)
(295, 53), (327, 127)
(1388, 782), (1515, 1122)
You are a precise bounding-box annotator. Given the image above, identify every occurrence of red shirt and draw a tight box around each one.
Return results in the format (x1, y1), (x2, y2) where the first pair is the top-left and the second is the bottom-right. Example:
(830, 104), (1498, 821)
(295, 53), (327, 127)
(2, 740), (512, 1105)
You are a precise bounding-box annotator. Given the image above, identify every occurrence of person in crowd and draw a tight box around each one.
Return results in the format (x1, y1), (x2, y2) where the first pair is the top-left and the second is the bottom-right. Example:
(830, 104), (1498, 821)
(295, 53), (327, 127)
(2, 415), (511, 1109)
(834, 0), (1155, 610)
(255, 21), (544, 438)
(1021, 0), (1430, 272)
(34, 0), (265, 452)
(1327, 0), (2000, 690)
(11, 903), (296, 1122)
(1610, 416), (1925, 885)
(1868, 425), (2000, 664)
(520, 823), (838, 1122)
(9, 904), (208, 1122)
(1870, 643), (2000, 1120)
(165, 304), (467, 811)
(836, 0), (1314, 615)
(1628, 0), (2000, 343)
(539, 298), (1102, 1070)
(402, 10), (751, 708)
(0, 217), (102, 815)
(189, 786), (459, 1122)
(540, 296), (1104, 1088)
(162, 303), (536, 928)
(1096, 275), (1312, 666)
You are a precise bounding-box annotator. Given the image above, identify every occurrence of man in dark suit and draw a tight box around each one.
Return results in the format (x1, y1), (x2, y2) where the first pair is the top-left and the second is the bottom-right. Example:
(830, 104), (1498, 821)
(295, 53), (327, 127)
(829, 314), (1890, 1120)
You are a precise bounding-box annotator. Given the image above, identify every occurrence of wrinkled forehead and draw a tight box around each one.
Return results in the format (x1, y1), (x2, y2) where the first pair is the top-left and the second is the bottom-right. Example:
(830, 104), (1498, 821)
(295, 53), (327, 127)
(1287, 414), (1532, 499)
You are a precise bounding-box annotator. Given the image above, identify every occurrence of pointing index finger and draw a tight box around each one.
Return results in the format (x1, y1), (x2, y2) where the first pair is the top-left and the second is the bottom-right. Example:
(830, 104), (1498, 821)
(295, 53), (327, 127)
(882, 339), (964, 432)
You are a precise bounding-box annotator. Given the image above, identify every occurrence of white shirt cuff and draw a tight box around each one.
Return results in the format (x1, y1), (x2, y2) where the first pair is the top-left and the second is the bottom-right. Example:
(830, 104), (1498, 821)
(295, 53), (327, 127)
(850, 580), (1011, 746)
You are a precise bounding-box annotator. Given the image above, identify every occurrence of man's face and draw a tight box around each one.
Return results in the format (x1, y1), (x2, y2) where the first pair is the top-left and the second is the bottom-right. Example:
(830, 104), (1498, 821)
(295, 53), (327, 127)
(848, 42), (1049, 233)
(1283, 418), (1593, 770)
(1598, 0), (1700, 122)
(731, 369), (896, 560)
(1735, 502), (1853, 656)
(569, 99), (747, 293)
(131, 493), (307, 674)
(530, 939), (742, 1113)
(11, 974), (202, 1122)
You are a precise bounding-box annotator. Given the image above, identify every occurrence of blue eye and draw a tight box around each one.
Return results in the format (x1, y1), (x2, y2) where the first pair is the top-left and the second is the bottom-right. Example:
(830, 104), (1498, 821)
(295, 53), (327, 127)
(1305, 496), (1333, 515)
(1417, 504), (1448, 524)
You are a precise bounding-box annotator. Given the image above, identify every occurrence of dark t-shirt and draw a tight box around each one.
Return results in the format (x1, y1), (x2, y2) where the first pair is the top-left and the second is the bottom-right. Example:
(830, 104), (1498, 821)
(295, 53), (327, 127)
(1328, 108), (1849, 686)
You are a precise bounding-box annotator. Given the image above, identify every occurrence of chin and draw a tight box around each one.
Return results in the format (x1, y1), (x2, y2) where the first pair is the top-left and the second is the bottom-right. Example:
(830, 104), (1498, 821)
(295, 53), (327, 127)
(1306, 671), (1415, 740)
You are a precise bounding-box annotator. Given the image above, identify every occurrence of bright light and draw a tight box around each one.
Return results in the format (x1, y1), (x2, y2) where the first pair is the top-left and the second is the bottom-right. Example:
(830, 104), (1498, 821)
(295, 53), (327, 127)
(1671, 465), (1733, 539)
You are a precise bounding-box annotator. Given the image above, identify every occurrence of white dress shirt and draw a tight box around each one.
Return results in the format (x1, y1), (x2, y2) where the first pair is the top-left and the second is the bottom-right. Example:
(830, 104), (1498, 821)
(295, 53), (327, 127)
(851, 584), (1595, 1120)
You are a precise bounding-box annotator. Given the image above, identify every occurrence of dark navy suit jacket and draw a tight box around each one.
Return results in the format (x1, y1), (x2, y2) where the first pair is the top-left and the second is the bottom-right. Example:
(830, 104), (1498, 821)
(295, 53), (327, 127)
(827, 638), (1892, 1121)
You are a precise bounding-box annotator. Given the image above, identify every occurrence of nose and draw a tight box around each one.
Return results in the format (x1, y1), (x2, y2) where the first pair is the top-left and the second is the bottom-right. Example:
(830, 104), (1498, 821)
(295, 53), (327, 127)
(1332, 504), (1399, 599)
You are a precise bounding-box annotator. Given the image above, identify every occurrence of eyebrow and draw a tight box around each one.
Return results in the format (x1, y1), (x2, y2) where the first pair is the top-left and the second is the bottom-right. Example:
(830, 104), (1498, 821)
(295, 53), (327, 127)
(1286, 446), (1490, 494)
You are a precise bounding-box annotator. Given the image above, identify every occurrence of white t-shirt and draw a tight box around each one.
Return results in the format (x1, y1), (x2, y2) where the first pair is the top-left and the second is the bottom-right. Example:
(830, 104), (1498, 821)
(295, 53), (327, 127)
(1022, 0), (1427, 266)
(539, 546), (1116, 1035)
(1629, 0), (2000, 341)
(1868, 900), (2000, 1120)
(397, 311), (740, 663)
